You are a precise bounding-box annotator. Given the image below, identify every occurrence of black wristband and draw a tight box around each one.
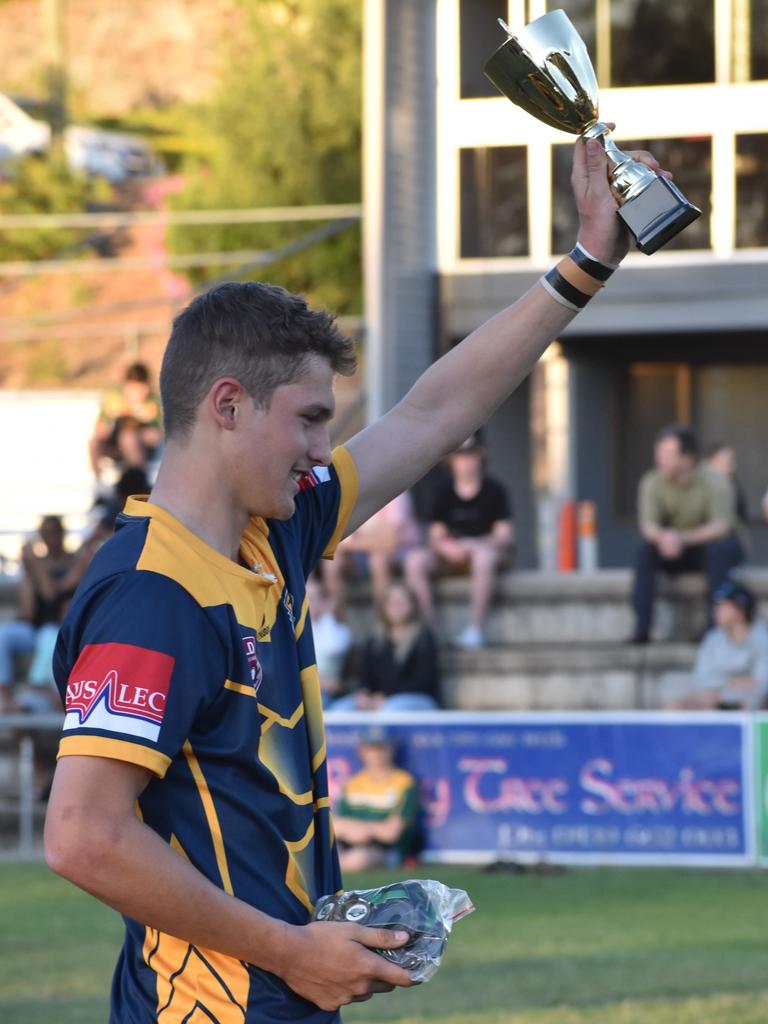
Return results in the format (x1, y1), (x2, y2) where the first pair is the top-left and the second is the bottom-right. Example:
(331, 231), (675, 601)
(543, 267), (591, 310)
(569, 243), (616, 282)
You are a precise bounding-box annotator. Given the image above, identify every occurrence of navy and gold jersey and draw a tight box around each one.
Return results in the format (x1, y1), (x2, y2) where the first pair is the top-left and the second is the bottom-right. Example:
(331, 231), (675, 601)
(53, 448), (358, 1024)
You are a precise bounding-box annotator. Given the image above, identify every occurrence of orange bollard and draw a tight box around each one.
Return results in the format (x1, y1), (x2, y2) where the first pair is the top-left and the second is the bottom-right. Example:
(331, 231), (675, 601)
(557, 499), (578, 572)
(577, 500), (598, 572)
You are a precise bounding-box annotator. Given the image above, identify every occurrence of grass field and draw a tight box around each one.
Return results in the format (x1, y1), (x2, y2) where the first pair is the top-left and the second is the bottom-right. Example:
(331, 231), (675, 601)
(2, 861), (768, 1024)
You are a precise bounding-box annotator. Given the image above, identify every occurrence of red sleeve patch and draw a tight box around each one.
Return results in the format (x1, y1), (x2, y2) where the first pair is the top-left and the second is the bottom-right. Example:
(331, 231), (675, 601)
(64, 642), (175, 742)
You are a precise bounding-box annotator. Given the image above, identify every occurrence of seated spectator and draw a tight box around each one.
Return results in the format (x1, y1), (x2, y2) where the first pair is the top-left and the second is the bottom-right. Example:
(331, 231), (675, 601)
(88, 466), (152, 548)
(331, 581), (440, 711)
(334, 725), (420, 872)
(322, 491), (421, 615)
(630, 424), (743, 644)
(404, 431), (513, 648)
(704, 442), (749, 528)
(0, 516), (92, 712)
(668, 580), (768, 710)
(89, 362), (162, 482)
(305, 573), (352, 708)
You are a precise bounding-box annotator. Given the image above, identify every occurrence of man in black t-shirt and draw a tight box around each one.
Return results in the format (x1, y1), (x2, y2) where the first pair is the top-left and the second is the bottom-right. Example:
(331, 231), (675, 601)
(404, 432), (513, 648)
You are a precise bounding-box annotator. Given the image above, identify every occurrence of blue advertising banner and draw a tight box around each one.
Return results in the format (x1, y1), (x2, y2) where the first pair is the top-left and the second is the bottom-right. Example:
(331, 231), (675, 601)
(325, 712), (754, 867)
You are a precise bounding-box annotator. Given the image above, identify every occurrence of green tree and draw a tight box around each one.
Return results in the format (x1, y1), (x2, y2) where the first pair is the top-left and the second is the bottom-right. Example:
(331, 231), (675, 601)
(167, 0), (362, 313)
(0, 154), (113, 263)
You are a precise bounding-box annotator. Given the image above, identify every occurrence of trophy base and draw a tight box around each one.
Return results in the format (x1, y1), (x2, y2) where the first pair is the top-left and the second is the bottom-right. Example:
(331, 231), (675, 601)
(618, 176), (701, 255)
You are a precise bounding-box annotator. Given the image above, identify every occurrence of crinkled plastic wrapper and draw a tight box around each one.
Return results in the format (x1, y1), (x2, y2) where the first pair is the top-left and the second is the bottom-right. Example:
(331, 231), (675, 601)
(311, 879), (475, 983)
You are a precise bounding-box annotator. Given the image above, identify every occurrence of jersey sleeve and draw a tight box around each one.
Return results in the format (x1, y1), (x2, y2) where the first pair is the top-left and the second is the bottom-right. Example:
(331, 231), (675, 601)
(55, 571), (225, 778)
(288, 446), (359, 574)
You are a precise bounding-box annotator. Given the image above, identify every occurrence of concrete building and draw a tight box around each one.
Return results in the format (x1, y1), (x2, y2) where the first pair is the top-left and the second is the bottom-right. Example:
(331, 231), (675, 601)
(364, 0), (768, 569)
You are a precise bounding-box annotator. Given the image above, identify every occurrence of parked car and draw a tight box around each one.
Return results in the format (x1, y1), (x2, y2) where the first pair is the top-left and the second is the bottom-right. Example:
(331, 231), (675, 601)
(0, 93), (50, 162)
(63, 124), (162, 182)
(0, 93), (160, 181)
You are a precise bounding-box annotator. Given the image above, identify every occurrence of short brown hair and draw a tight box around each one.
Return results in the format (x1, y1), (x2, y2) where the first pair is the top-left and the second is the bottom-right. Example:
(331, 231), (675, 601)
(160, 282), (356, 439)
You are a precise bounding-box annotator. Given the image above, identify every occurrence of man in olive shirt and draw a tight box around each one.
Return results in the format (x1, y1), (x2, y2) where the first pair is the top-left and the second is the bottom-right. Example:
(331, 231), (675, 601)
(631, 424), (743, 643)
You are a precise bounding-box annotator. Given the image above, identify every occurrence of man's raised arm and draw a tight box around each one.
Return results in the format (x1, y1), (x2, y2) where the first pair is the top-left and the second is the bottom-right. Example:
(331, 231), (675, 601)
(345, 138), (669, 533)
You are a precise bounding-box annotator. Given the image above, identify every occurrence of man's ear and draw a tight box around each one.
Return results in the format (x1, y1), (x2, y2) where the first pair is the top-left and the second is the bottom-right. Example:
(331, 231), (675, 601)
(208, 378), (245, 431)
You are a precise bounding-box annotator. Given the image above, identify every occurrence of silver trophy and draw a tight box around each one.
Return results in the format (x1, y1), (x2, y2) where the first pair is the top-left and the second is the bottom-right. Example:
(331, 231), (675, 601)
(484, 9), (701, 254)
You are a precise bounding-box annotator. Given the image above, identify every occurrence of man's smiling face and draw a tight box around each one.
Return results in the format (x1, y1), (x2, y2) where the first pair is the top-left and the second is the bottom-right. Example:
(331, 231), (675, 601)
(231, 354), (336, 521)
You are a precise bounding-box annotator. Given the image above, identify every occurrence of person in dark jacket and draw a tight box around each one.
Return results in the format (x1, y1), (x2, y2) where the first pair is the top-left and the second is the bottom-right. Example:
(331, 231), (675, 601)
(331, 582), (440, 711)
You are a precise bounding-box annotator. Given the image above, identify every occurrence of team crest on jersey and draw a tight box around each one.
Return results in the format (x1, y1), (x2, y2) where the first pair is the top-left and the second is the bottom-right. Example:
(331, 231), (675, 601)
(63, 642), (174, 742)
(242, 635), (263, 692)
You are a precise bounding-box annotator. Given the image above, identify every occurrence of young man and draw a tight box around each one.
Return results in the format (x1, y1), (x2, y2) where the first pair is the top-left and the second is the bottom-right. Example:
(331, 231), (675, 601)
(334, 726), (419, 872)
(45, 138), (666, 1022)
(631, 423), (743, 643)
(0, 515), (92, 712)
(668, 580), (768, 710)
(89, 361), (162, 480)
(404, 430), (513, 648)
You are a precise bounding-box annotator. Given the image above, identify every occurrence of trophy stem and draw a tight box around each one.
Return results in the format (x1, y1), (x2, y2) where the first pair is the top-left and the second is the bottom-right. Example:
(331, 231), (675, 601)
(583, 121), (657, 204)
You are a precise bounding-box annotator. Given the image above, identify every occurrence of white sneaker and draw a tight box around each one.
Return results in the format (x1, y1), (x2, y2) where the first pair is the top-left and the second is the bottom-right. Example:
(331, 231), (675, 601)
(455, 625), (485, 649)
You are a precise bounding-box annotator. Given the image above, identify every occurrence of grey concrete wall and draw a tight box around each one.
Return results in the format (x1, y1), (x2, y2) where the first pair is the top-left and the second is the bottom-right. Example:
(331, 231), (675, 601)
(378, 0), (438, 411)
(440, 260), (768, 341)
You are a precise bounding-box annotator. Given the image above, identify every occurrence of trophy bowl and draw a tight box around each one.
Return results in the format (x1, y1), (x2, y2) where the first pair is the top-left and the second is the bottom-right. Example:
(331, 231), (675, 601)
(484, 9), (701, 255)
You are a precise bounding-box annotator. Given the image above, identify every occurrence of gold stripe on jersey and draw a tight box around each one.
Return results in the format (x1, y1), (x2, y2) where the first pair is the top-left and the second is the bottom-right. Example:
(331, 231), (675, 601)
(257, 702), (304, 732)
(183, 740), (233, 896)
(257, 706), (313, 805)
(169, 833), (189, 860)
(284, 819), (315, 912)
(57, 735), (171, 777)
(294, 592), (310, 640)
(322, 446), (359, 558)
(223, 679), (259, 698)
(144, 930), (249, 1024)
(300, 665), (326, 774)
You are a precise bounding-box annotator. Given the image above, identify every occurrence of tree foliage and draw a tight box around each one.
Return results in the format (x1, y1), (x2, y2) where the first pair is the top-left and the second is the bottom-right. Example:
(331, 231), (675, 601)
(0, 154), (114, 263)
(166, 0), (362, 313)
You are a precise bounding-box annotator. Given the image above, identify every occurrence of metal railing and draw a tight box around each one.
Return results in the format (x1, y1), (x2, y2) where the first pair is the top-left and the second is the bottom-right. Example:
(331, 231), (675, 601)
(0, 712), (62, 856)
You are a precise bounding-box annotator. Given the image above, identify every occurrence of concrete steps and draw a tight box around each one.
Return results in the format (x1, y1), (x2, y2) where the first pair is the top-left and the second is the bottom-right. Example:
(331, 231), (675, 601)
(4, 568), (768, 711)
(440, 642), (697, 711)
(343, 568), (768, 710)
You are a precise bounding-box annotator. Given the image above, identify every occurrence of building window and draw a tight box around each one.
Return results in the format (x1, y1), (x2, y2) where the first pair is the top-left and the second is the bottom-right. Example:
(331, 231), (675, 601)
(460, 147), (529, 257)
(618, 360), (768, 521)
(697, 363), (768, 518)
(750, 0), (768, 79)
(617, 363), (691, 518)
(610, 0), (715, 86)
(551, 144), (580, 256)
(736, 134), (768, 248)
(460, 0), (508, 98)
(616, 136), (711, 250)
(552, 1), (599, 80)
(552, 136), (711, 254)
